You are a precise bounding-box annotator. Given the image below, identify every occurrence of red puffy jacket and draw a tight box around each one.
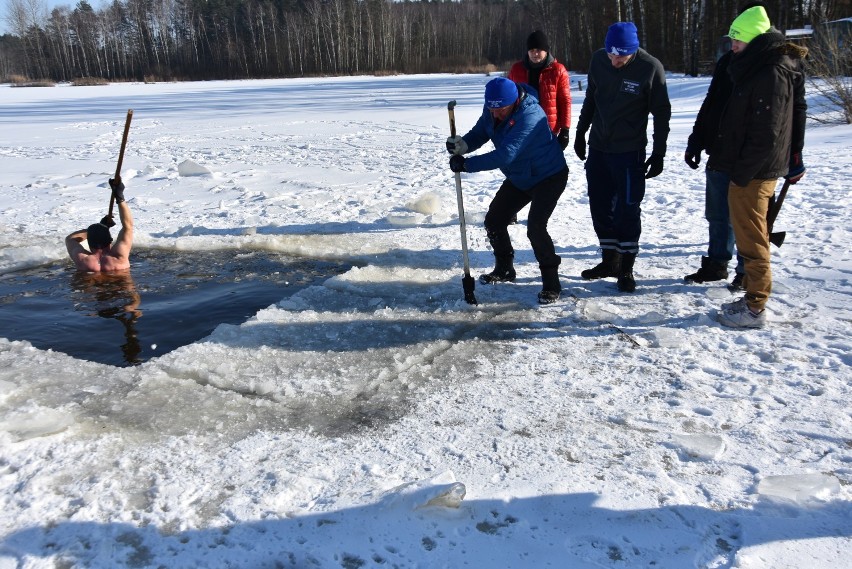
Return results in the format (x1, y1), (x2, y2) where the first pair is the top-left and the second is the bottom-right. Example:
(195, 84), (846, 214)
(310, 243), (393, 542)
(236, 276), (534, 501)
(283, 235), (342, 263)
(508, 58), (571, 134)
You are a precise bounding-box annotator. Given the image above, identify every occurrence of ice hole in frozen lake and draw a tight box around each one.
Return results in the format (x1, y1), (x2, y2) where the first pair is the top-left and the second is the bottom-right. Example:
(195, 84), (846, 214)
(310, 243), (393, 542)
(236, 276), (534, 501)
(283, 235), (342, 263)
(0, 249), (349, 367)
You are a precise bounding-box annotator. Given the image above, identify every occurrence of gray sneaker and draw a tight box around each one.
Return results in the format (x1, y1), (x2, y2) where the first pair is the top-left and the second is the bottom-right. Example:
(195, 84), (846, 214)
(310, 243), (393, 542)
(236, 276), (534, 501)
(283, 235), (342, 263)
(721, 296), (748, 313)
(718, 306), (766, 328)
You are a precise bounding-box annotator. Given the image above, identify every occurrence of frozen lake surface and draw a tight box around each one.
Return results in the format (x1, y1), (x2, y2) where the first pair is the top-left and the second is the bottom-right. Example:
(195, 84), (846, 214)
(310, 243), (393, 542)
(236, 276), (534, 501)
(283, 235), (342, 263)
(0, 74), (849, 568)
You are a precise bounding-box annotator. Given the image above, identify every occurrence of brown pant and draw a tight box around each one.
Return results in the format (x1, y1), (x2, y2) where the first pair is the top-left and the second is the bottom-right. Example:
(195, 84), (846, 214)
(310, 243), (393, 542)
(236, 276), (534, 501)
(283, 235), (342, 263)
(728, 178), (778, 312)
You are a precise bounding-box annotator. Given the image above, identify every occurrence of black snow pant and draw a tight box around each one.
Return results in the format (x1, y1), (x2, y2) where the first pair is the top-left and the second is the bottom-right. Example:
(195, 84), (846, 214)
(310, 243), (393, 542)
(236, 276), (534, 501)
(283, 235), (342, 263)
(585, 148), (645, 255)
(483, 167), (568, 270)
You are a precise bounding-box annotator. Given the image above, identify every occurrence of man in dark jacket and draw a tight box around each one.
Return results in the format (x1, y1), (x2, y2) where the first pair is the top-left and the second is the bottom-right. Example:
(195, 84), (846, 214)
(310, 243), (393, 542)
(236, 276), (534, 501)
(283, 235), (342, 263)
(574, 22), (671, 293)
(447, 77), (569, 304)
(683, 49), (746, 287)
(710, 5), (807, 328)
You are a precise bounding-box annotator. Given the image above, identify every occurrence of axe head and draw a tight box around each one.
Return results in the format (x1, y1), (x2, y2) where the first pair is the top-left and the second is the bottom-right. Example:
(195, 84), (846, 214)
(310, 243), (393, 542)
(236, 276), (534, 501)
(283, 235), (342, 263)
(769, 231), (786, 248)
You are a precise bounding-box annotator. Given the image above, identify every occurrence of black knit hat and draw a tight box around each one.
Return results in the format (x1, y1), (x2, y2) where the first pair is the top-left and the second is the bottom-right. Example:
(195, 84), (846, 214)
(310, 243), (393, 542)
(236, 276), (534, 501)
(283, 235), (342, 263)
(526, 30), (550, 52)
(86, 222), (113, 251)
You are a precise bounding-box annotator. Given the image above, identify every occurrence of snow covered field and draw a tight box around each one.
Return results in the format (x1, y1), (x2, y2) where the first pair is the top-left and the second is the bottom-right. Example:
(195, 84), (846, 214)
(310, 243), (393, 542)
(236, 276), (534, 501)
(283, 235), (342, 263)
(0, 73), (849, 568)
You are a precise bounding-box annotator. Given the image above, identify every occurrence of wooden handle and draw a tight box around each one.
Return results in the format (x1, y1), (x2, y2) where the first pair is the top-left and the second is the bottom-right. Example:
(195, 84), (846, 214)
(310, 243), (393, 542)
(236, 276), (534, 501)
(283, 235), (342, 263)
(448, 100), (457, 137)
(109, 110), (133, 217)
(114, 110), (133, 180)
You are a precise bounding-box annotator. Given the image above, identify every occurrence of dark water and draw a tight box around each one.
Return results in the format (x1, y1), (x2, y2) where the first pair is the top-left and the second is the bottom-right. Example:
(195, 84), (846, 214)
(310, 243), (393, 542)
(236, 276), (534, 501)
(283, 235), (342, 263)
(0, 249), (349, 367)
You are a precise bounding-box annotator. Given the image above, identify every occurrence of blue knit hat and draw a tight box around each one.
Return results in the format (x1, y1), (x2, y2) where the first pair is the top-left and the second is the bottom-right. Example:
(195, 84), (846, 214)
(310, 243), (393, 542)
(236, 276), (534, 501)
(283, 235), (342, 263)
(484, 77), (519, 109)
(605, 22), (640, 56)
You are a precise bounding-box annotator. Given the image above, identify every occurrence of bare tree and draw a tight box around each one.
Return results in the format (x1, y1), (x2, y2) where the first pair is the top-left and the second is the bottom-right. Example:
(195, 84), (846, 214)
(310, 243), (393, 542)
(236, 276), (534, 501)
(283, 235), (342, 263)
(4, 0), (49, 78)
(0, 0), (825, 82)
(807, 20), (852, 124)
(4, 0), (47, 37)
(684, 0), (707, 76)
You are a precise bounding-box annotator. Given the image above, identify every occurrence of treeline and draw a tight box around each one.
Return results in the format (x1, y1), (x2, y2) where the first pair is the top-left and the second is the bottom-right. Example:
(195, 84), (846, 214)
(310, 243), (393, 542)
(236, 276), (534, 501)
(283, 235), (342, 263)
(0, 0), (842, 82)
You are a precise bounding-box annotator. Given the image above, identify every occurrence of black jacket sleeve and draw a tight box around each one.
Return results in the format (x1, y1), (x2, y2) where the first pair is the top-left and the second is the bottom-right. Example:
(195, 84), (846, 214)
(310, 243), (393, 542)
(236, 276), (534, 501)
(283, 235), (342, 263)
(576, 70), (596, 136)
(687, 52), (732, 153)
(789, 62), (807, 156)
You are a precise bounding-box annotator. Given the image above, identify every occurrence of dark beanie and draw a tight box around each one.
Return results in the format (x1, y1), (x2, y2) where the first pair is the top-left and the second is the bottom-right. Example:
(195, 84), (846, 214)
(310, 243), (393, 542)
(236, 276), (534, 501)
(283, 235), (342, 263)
(526, 30), (550, 52)
(87, 223), (113, 250)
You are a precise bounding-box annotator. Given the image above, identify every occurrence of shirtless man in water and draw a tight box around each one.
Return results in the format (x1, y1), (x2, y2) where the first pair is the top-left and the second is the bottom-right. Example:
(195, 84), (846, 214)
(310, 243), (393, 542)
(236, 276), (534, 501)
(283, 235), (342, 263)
(65, 179), (133, 272)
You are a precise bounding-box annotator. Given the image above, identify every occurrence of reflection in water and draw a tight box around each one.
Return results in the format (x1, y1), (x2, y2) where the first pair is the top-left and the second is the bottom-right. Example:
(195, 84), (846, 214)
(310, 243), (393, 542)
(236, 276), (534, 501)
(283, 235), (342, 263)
(70, 271), (143, 365)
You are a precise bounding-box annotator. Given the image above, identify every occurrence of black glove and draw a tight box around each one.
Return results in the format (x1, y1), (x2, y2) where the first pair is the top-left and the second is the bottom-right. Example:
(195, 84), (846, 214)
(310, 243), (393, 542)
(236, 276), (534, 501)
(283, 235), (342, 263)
(100, 215), (116, 228)
(109, 178), (125, 203)
(644, 153), (664, 179)
(785, 152), (805, 184)
(449, 154), (466, 173)
(684, 147), (701, 170)
(574, 132), (587, 161)
(557, 128), (570, 151)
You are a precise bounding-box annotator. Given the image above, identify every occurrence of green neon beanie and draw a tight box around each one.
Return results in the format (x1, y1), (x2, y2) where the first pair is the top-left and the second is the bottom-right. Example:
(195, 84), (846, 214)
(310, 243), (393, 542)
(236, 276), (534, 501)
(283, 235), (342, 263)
(728, 6), (771, 43)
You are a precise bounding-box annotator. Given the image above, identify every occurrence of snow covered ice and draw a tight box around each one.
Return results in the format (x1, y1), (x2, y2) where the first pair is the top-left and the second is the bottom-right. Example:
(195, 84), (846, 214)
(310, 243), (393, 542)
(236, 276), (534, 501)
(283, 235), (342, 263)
(0, 74), (850, 567)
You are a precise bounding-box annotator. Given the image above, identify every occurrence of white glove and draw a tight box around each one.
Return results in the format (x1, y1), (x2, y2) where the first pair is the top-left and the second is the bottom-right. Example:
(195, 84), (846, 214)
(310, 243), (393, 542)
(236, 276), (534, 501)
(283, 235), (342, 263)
(446, 135), (468, 155)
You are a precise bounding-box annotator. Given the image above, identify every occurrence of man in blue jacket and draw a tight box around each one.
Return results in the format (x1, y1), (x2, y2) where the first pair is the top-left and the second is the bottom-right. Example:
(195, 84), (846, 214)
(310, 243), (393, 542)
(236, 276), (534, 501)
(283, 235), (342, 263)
(447, 77), (569, 304)
(574, 22), (671, 293)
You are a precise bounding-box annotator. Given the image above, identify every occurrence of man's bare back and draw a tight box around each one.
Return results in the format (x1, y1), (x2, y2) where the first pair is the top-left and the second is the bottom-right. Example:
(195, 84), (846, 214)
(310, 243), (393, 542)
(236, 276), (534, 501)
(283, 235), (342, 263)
(66, 182), (133, 273)
(68, 247), (131, 272)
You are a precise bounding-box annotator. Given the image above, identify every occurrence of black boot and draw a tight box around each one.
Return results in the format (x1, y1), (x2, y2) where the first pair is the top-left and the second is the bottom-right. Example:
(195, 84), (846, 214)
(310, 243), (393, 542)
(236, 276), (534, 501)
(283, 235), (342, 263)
(617, 253), (637, 293)
(538, 265), (561, 304)
(480, 255), (516, 284)
(581, 249), (621, 280)
(727, 272), (745, 292)
(684, 256), (728, 283)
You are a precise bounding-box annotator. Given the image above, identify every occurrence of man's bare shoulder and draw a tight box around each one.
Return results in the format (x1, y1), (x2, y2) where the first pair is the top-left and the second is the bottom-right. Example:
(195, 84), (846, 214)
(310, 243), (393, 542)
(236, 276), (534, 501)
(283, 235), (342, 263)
(71, 250), (129, 272)
(72, 254), (102, 272)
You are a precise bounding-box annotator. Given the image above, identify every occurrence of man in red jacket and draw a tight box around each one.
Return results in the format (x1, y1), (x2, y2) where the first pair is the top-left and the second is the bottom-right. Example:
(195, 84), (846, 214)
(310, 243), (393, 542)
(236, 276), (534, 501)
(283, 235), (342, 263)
(508, 30), (572, 150)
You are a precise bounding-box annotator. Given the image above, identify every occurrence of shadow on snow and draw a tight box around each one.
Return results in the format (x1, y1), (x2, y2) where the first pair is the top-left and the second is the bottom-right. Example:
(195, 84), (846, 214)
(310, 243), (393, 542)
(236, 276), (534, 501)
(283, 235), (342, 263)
(1, 492), (849, 568)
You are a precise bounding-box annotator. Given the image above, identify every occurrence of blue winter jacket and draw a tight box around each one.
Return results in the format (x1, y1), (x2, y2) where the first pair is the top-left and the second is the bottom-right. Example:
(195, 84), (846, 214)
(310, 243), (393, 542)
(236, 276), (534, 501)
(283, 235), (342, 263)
(461, 84), (567, 191)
